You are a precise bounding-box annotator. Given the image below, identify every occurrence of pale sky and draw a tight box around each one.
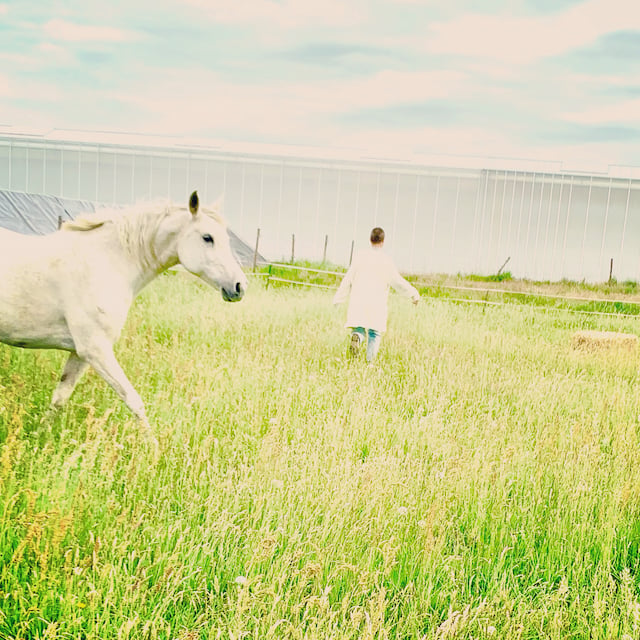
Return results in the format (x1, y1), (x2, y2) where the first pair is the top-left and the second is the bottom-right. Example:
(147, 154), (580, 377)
(1, 0), (640, 171)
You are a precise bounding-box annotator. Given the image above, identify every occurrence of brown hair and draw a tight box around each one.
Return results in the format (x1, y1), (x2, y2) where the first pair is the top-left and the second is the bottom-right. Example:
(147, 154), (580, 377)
(370, 227), (385, 245)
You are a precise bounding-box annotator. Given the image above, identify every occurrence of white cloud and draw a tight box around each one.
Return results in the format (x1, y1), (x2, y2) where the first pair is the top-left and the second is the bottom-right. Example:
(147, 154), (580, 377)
(1, 0), (638, 173)
(0, 73), (66, 103)
(42, 19), (143, 43)
(181, 0), (364, 29)
(0, 72), (10, 98)
(110, 66), (468, 145)
(348, 69), (467, 106)
(425, 0), (640, 64)
(563, 98), (640, 125)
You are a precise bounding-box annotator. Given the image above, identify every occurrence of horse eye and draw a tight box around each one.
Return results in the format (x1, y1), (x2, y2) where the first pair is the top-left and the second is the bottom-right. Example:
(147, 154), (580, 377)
(202, 234), (214, 245)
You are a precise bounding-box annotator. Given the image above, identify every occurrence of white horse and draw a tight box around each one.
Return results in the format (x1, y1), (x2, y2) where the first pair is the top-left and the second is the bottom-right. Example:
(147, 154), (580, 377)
(0, 191), (247, 448)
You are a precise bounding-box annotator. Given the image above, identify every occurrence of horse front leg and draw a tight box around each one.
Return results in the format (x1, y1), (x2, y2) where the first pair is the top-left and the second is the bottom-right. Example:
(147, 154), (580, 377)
(77, 341), (159, 454)
(51, 352), (89, 407)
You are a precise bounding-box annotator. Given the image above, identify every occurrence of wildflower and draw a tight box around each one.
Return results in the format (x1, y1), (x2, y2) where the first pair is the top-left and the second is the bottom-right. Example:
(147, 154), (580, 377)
(235, 575), (248, 586)
(396, 506), (409, 516)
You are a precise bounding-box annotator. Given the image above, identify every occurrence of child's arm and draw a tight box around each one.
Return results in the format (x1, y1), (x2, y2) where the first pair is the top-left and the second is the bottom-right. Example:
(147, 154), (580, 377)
(389, 264), (420, 303)
(333, 266), (355, 305)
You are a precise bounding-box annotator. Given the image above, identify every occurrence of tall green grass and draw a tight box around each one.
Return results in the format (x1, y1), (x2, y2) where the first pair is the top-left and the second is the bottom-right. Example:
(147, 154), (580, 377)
(2, 272), (640, 638)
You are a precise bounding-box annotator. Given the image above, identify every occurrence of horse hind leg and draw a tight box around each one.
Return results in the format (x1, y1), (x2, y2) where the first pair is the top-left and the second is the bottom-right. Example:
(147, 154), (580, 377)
(51, 352), (89, 407)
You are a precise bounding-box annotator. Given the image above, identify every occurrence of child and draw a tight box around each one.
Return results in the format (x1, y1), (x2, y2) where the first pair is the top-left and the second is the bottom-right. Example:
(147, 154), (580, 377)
(333, 227), (419, 362)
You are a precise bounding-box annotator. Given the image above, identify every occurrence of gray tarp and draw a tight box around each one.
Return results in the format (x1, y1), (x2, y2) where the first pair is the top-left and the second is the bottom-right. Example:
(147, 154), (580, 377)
(0, 189), (262, 267)
(0, 189), (95, 235)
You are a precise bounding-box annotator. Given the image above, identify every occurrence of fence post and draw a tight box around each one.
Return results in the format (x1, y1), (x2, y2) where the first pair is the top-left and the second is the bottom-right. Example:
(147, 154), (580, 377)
(349, 240), (354, 266)
(322, 234), (328, 264)
(57, 215), (63, 229)
(291, 233), (295, 263)
(265, 263), (272, 289)
(253, 228), (260, 272)
(609, 258), (614, 283)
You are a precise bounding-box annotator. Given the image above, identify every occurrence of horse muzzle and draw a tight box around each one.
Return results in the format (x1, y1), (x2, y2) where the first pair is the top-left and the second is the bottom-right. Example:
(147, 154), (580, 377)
(221, 280), (246, 302)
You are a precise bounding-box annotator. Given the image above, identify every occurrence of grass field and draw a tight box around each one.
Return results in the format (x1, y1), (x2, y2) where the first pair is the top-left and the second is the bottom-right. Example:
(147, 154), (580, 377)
(2, 272), (640, 639)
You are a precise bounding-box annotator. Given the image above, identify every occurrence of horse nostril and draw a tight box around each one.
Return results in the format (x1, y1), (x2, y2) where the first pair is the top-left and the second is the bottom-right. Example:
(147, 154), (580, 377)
(235, 282), (242, 294)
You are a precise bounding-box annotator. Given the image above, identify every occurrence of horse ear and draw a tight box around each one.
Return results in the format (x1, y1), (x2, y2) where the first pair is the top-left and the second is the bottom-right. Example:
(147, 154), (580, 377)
(189, 191), (199, 215)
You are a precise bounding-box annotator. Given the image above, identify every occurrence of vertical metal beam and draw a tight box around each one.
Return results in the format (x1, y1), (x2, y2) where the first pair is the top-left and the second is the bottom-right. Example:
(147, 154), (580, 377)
(429, 175), (440, 273)
(149, 154), (153, 200)
(496, 170), (508, 265)
(203, 157), (208, 203)
(533, 175), (545, 279)
(598, 178), (613, 278)
(391, 173), (400, 254)
(619, 178), (632, 275)
(524, 172), (536, 274)
(450, 175), (461, 260)
(25, 146), (29, 193)
(296, 166), (303, 238)
(469, 171), (484, 274)
(560, 175), (575, 278)
(409, 174), (420, 272)
(506, 171), (517, 248)
(579, 176), (593, 277)
(112, 150), (117, 204)
(333, 169), (341, 264)
(277, 163), (284, 260)
(542, 174), (555, 280)
(239, 164), (246, 236)
(131, 150), (136, 203)
(258, 163), (264, 227)
(186, 153), (191, 196)
(515, 171), (528, 263)
(60, 146), (64, 199)
(253, 228), (260, 271)
(314, 168), (322, 256)
(222, 161), (227, 198)
(352, 170), (361, 242)
(551, 176), (565, 280)
(476, 170), (490, 271)
(95, 146), (100, 202)
(77, 148), (81, 199)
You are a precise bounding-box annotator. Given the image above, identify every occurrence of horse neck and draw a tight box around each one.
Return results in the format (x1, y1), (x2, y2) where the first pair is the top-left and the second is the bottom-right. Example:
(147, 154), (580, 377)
(113, 206), (186, 290)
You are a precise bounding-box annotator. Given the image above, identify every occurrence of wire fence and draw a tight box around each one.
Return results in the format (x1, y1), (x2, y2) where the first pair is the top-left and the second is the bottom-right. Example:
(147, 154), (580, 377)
(251, 263), (640, 320)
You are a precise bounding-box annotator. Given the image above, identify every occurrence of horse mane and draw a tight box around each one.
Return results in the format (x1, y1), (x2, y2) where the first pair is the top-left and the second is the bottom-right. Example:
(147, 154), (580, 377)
(62, 199), (226, 270)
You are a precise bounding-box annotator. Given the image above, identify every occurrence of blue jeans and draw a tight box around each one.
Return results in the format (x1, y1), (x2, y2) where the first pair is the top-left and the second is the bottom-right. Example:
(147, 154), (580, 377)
(351, 327), (382, 362)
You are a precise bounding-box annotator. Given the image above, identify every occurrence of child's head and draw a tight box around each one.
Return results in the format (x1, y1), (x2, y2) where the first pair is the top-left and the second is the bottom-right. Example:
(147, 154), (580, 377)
(370, 227), (385, 246)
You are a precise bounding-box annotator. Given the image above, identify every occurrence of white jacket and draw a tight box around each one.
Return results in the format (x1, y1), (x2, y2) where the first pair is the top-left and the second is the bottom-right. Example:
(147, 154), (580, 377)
(333, 246), (420, 332)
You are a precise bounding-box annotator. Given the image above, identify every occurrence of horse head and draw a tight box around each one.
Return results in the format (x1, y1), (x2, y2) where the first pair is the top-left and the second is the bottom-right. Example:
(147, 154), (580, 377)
(176, 191), (247, 302)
